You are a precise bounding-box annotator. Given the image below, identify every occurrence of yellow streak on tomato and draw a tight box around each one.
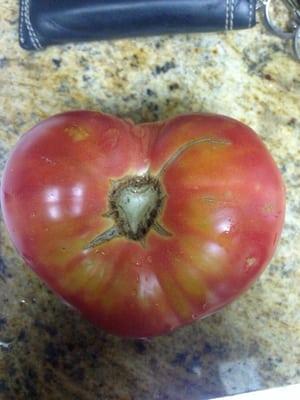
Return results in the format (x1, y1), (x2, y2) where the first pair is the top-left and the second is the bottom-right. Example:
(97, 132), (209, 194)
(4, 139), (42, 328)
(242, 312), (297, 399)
(172, 258), (207, 302)
(155, 268), (193, 320)
(37, 237), (87, 268)
(60, 262), (90, 294)
(181, 236), (228, 278)
(170, 144), (233, 188)
(183, 198), (214, 235)
(98, 264), (136, 313)
(60, 256), (113, 302)
(136, 270), (162, 309)
(43, 247), (76, 267)
(81, 260), (113, 302)
(65, 125), (90, 141)
(134, 270), (178, 328)
(34, 213), (107, 268)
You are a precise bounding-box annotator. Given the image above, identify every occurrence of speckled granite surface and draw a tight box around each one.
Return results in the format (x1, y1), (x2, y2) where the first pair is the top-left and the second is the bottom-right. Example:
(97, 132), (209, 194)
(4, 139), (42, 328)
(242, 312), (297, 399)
(0, 1), (300, 399)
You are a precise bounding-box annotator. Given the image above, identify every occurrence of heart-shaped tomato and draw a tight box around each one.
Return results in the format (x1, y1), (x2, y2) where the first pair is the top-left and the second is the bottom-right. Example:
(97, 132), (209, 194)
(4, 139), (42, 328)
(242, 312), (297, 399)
(1, 111), (285, 337)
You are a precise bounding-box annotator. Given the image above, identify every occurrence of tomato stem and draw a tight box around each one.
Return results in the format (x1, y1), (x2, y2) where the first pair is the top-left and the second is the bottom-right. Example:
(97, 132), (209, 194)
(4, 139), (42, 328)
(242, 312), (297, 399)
(157, 137), (230, 178)
(85, 175), (169, 249)
(85, 136), (230, 250)
(85, 226), (121, 249)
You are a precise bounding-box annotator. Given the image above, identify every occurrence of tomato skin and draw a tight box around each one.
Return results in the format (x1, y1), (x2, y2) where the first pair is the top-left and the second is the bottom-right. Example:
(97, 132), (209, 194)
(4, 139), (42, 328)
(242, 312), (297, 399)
(1, 111), (285, 338)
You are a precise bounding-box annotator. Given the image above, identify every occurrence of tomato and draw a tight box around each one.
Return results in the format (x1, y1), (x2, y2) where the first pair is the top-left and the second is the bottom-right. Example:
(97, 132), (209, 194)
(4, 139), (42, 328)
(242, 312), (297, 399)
(1, 111), (285, 337)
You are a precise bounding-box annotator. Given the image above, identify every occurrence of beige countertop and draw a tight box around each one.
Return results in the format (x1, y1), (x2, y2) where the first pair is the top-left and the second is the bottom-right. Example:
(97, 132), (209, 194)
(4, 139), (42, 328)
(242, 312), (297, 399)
(0, 1), (300, 399)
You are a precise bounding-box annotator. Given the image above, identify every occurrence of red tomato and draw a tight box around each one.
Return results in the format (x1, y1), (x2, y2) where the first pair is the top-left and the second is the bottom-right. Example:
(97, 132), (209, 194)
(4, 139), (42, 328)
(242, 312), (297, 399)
(1, 111), (285, 337)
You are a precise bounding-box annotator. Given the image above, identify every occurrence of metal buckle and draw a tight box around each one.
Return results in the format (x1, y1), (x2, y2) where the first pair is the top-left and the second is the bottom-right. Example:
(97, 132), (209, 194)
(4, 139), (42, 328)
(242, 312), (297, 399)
(258, 0), (300, 59)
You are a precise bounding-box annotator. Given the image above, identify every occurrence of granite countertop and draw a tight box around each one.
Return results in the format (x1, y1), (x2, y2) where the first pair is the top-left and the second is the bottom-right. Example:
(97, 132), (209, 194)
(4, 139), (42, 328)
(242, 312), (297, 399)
(0, 1), (300, 399)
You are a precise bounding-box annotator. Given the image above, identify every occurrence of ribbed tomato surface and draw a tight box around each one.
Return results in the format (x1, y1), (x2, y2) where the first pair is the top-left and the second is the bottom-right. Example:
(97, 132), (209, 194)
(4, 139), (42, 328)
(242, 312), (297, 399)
(1, 112), (285, 337)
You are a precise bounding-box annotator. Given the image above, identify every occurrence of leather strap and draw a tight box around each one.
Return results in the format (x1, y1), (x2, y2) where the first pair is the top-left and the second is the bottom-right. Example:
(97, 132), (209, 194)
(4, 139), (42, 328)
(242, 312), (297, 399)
(19, 0), (257, 51)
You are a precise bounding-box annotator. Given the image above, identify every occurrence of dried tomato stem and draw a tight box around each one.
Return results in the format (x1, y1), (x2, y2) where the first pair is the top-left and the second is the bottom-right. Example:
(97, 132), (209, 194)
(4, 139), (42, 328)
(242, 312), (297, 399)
(85, 136), (230, 249)
(85, 226), (120, 249)
(157, 137), (230, 178)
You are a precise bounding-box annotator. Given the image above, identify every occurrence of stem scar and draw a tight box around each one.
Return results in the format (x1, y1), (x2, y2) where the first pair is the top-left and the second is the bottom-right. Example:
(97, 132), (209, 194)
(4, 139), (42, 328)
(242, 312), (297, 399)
(85, 136), (230, 249)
